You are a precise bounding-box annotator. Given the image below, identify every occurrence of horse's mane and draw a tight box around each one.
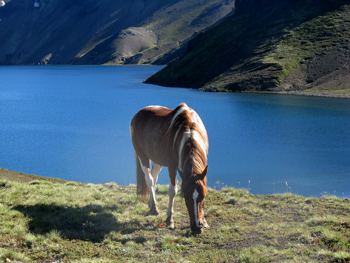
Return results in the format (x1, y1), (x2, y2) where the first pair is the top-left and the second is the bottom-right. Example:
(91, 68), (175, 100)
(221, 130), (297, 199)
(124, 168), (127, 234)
(167, 103), (193, 136)
(181, 123), (207, 175)
(167, 104), (208, 197)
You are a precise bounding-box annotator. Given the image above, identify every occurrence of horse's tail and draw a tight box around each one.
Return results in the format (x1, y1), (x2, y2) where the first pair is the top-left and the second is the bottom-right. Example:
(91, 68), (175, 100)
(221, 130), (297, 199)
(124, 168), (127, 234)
(135, 152), (149, 201)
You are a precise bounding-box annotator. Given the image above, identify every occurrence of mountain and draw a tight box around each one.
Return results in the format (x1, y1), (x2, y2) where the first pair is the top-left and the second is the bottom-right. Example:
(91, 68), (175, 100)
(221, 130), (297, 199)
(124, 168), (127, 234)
(146, 0), (350, 96)
(0, 0), (234, 65)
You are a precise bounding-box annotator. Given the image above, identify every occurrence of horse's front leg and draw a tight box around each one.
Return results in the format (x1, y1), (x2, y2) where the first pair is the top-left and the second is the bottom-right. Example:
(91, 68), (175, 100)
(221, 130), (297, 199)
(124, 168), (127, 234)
(165, 168), (177, 229)
(202, 213), (209, 228)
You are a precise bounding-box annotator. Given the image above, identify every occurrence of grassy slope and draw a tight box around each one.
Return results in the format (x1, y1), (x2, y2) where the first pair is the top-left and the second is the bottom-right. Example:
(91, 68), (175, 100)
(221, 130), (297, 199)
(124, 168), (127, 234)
(248, 3), (350, 96)
(260, 5), (350, 82)
(123, 0), (234, 64)
(1, 169), (350, 262)
(146, 1), (350, 97)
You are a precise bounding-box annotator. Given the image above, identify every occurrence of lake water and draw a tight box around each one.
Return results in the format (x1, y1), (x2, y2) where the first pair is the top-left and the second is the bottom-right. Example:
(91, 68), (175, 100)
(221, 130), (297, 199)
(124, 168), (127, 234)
(0, 66), (349, 197)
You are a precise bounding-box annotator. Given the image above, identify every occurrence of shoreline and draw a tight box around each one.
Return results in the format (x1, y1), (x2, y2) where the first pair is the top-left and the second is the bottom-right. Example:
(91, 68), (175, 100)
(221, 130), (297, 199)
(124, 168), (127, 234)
(3, 64), (349, 99)
(264, 90), (350, 99)
(1, 167), (349, 199)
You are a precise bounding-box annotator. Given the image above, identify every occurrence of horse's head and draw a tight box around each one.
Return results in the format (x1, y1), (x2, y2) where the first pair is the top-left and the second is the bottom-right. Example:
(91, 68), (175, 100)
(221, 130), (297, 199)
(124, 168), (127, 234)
(179, 165), (208, 234)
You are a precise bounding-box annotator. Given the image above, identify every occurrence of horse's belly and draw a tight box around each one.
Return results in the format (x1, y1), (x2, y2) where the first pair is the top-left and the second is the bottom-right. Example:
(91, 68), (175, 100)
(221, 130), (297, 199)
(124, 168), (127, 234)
(143, 144), (174, 168)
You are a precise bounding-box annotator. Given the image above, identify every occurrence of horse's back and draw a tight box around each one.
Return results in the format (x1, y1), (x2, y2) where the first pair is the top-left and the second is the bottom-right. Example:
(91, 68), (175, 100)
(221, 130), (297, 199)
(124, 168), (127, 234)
(130, 103), (208, 165)
(130, 105), (172, 136)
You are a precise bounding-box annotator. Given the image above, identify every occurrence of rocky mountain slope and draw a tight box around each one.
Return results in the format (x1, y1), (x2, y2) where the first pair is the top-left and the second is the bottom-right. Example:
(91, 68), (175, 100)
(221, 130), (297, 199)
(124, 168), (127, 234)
(146, 0), (350, 96)
(0, 0), (234, 65)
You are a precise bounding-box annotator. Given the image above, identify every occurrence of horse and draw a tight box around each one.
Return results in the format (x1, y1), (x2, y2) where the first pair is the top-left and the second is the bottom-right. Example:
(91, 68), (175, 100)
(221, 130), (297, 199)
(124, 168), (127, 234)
(129, 103), (209, 233)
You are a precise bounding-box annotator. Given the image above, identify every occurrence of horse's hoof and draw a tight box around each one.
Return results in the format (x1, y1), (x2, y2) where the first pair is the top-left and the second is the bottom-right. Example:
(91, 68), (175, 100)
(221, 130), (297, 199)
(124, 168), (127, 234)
(191, 225), (203, 235)
(203, 219), (209, 228)
(149, 206), (159, 215)
(165, 216), (174, 229)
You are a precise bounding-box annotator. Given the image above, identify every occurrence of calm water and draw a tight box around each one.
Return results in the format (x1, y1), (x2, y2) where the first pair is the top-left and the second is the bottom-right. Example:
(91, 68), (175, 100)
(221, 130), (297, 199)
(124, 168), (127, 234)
(0, 66), (349, 197)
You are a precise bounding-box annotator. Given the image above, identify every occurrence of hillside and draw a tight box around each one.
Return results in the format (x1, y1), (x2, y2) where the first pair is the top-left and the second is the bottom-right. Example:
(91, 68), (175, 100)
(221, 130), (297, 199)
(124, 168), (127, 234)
(0, 0), (234, 65)
(146, 0), (350, 96)
(0, 168), (350, 262)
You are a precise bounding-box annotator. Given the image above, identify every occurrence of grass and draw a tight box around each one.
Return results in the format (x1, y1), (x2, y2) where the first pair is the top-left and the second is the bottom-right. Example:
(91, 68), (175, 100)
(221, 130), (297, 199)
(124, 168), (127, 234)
(301, 87), (350, 97)
(261, 4), (350, 84)
(0, 168), (349, 262)
(148, 2), (350, 95)
(144, 0), (227, 45)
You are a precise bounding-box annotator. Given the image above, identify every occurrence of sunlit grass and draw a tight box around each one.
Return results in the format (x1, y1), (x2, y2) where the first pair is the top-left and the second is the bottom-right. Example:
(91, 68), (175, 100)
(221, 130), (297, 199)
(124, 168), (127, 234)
(261, 4), (350, 84)
(0, 172), (349, 262)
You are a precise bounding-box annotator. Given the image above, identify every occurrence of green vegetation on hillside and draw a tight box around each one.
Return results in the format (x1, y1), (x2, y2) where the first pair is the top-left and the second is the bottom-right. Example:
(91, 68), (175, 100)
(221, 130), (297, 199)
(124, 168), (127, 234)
(145, 0), (230, 45)
(0, 169), (349, 262)
(129, 0), (235, 64)
(146, 1), (350, 96)
(261, 4), (350, 85)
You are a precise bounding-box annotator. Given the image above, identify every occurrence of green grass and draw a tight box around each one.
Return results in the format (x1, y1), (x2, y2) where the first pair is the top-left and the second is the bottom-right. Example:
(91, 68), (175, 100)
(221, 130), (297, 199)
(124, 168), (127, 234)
(144, 0), (227, 45)
(301, 87), (350, 97)
(0, 169), (349, 262)
(261, 4), (350, 84)
(149, 2), (350, 95)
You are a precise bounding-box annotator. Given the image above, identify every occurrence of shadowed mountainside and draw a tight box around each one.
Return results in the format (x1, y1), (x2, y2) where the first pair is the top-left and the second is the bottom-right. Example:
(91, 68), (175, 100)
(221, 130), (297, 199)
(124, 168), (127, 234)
(146, 0), (350, 96)
(0, 0), (234, 65)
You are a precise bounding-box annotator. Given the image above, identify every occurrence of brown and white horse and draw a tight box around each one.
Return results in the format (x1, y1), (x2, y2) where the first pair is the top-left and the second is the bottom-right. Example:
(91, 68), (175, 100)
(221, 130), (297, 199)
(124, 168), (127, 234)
(130, 103), (209, 233)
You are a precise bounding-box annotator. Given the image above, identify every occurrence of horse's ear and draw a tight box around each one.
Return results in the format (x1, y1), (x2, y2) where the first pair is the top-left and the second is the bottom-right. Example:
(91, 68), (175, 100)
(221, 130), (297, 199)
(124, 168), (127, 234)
(198, 165), (208, 181)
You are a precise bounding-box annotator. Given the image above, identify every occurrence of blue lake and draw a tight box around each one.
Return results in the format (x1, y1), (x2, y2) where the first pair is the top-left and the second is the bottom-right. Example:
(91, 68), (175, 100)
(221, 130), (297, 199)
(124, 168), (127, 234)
(0, 65), (349, 197)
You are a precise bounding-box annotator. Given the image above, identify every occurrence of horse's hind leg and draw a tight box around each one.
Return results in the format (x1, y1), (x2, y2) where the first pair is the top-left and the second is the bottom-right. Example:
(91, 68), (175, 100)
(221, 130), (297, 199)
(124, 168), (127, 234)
(151, 163), (162, 185)
(138, 156), (159, 215)
(148, 163), (162, 211)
